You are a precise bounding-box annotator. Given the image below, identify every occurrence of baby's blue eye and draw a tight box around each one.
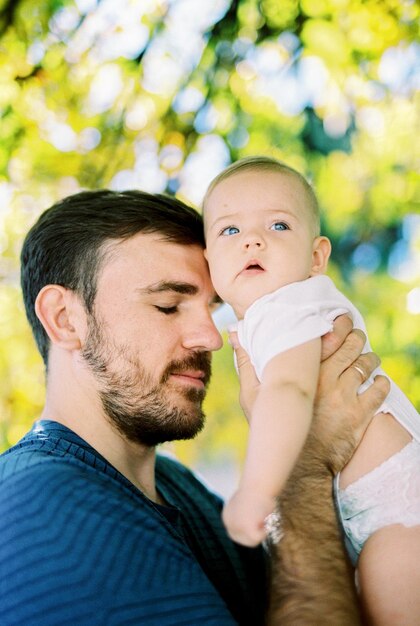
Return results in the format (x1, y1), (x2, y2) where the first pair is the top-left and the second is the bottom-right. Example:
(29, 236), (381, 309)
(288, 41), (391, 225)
(220, 226), (239, 236)
(271, 222), (289, 231)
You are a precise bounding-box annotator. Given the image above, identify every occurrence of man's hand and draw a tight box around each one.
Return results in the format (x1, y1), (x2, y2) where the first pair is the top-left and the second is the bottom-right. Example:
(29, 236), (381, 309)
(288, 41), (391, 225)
(314, 315), (390, 473)
(228, 330), (259, 422)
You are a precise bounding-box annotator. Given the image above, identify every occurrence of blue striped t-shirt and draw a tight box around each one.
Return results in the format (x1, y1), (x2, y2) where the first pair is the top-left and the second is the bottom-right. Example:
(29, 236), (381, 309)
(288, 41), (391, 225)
(0, 420), (266, 625)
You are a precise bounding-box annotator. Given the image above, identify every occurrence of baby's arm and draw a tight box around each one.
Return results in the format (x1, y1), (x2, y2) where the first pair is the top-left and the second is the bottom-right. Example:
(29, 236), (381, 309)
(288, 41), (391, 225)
(222, 338), (322, 547)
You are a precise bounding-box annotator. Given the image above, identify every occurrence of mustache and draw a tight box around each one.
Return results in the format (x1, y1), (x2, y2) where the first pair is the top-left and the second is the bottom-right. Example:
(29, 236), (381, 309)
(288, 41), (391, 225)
(161, 352), (212, 387)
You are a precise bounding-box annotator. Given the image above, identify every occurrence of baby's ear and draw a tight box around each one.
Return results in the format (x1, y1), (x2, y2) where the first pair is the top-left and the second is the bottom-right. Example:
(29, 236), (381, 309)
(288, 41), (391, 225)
(203, 248), (208, 261)
(35, 285), (84, 352)
(310, 236), (331, 275)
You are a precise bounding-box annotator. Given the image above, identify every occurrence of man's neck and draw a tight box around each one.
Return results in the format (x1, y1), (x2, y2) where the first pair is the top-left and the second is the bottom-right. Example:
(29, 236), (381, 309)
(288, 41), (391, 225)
(40, 400), (161, 504)
(42, 350), (163, 503)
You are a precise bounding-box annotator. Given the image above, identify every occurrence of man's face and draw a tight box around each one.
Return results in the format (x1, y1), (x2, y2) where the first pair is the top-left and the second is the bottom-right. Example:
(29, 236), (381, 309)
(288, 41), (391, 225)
(80, 233), (223, 446)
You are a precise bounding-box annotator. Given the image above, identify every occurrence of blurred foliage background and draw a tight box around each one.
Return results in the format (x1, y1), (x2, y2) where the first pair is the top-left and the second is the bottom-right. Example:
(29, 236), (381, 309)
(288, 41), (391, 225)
(0, 0), (419, 494)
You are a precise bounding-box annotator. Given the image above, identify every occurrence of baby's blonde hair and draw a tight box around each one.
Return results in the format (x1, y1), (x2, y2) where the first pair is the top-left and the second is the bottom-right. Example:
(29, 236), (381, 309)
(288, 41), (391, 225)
(203, 155), (321, 236)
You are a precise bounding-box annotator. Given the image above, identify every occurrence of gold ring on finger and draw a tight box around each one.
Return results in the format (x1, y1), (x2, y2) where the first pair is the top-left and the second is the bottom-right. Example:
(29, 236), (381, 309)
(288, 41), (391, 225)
(351, 364), (367, 384)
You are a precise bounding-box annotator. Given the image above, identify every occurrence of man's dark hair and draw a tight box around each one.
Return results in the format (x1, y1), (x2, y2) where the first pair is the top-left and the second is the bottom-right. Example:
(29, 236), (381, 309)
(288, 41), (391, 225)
(21, 189), (205, 365)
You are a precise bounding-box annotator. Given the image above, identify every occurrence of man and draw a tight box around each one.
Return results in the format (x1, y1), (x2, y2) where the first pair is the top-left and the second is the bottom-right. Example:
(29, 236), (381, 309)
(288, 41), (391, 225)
(0, 190), (388, 625)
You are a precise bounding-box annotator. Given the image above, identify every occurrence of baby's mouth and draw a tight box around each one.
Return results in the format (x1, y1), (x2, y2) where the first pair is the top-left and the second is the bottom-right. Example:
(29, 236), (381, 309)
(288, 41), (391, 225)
(239, 259), (265, 275)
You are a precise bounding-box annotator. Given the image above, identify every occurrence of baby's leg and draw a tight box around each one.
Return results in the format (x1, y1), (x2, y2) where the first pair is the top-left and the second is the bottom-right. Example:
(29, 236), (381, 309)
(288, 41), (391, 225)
(339, 411), (412, 489)
(223, 340), (320, 546)
(222, 408), (286, 546)
(358, 524), (420, 625)
(337, 418), (420, 624)
(222, 400), (308, 546)
(222, 488), (276, 547)
(222, 384), (314, 547)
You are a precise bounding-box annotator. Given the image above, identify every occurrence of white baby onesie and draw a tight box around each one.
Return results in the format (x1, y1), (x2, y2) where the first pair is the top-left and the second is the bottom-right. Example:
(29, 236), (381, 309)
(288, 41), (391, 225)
(235, 275), (420, 561)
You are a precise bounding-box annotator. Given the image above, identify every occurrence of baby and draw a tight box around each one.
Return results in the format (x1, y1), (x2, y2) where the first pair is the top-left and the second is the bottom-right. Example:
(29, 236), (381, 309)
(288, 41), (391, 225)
(203, 156), (420, 624)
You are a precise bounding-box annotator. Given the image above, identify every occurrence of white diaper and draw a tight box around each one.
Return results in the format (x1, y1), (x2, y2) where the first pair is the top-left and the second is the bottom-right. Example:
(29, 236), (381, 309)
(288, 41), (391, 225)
(334, 439), (420, 565)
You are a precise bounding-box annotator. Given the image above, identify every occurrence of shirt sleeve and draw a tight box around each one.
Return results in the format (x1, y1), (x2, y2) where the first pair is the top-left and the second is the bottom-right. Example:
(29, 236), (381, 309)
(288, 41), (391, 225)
(237, 277), (351, 380)
(238, 302), (333, 380)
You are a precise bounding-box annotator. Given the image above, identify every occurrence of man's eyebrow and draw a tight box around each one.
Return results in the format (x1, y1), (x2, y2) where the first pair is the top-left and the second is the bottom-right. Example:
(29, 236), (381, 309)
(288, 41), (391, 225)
(138, 281), (199, 296)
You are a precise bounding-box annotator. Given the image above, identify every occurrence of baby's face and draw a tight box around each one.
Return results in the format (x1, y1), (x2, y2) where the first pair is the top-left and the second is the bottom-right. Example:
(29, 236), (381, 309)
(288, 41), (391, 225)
(204, 169), (326, 318)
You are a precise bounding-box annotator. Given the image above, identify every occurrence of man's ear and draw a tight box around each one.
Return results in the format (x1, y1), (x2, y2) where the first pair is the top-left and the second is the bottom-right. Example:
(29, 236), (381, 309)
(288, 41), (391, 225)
(310, 236), (331, 276)
(35, 285), (84, 351)
(203, 248), (208, 261)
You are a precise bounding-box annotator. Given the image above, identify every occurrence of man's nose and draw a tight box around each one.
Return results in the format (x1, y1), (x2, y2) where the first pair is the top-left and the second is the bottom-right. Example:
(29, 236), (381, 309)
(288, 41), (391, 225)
(183, 314), (223, 352)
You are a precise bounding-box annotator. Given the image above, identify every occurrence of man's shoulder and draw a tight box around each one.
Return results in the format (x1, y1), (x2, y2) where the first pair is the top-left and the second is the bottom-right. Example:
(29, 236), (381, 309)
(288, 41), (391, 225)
(0, 428), (102, 488)
(0, 432), (68, 486)
(0, 428), (147, 525)
(0, 432), (202, 584)
(0, 447), (238, 626)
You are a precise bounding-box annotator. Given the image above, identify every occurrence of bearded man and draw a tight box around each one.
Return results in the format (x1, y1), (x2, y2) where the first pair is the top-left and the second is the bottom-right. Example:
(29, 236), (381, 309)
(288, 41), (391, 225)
(0, 190), (388, 625)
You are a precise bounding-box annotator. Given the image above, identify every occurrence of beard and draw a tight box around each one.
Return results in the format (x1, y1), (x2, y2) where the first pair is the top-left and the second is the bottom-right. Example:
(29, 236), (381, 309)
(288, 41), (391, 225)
(81, 314), (212, 447)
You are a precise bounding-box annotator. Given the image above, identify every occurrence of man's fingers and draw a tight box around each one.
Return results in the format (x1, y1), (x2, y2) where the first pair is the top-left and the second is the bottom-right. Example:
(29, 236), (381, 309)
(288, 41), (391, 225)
(344, 352), (381, 388)
(228, 331), (259, 420)
(321, 329), (366, 388)
(320, 314), (353, 361)
(359, 375), (390, 416)
(228, 330), (239, 349)
(357, 352), (381, 376)
(355, 375), (391, 441)
(234, 344), (258, 387)
(228, 331), (256, 382)
(325, 328), (366, 377)
(228, 331), (251, 370)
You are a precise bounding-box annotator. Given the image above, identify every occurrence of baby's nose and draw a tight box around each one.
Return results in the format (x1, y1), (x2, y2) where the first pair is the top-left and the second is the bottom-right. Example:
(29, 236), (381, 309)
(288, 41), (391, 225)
(244, 232), (264, 248)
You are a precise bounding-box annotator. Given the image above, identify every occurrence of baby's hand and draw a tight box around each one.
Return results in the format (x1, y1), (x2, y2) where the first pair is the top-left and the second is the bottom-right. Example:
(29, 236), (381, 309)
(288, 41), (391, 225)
(222, 489), (276, 547)
(228, 330), (259, 422)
